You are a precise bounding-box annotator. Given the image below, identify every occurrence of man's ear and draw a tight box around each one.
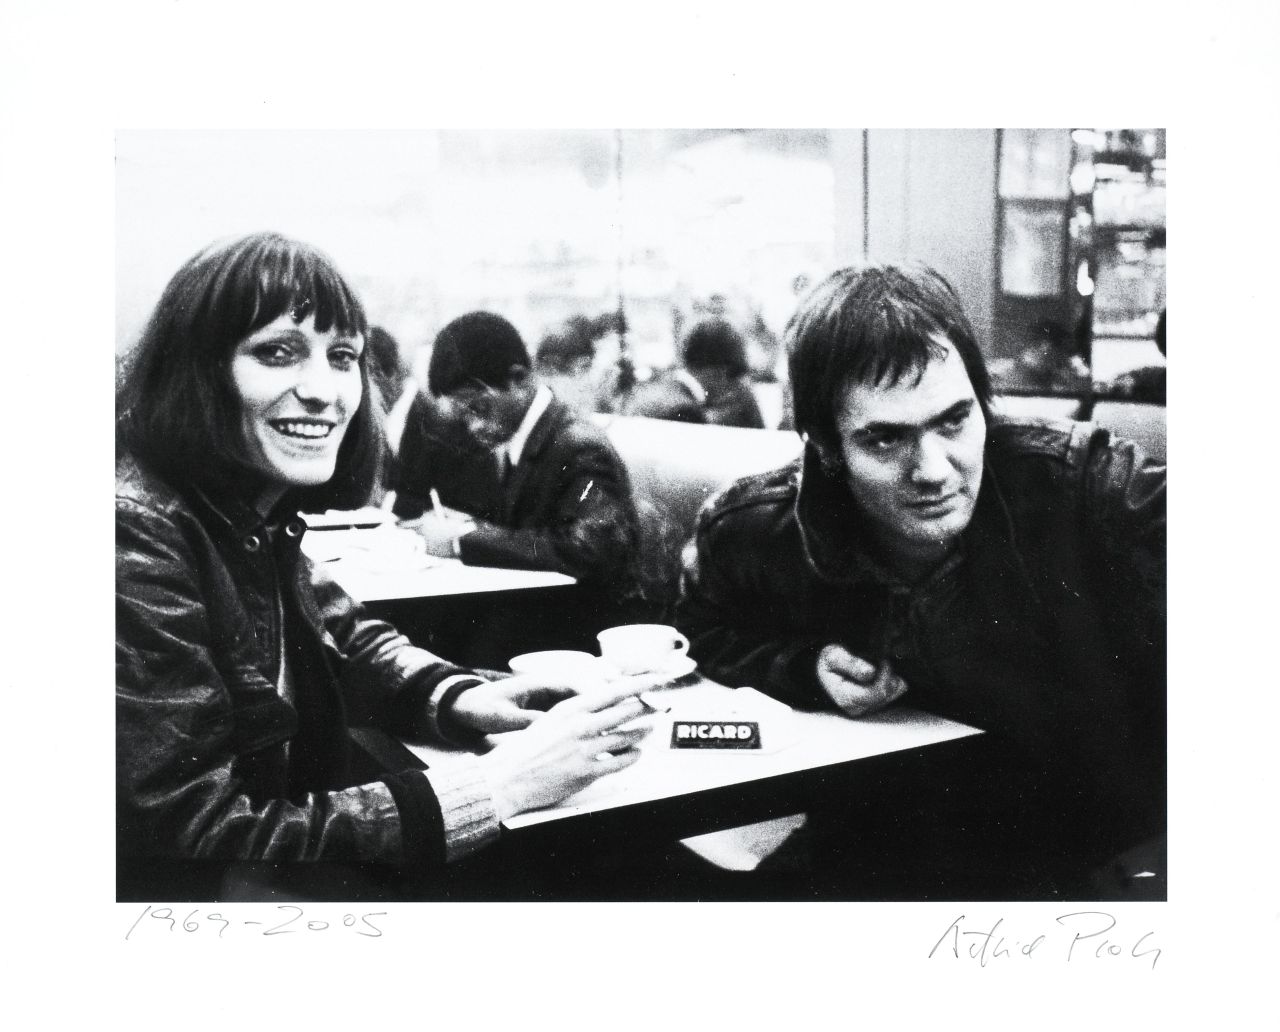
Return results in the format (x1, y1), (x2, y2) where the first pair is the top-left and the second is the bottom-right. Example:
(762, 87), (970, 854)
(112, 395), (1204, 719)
(506, 364), (532, 388)
(806, 436), (844, 477)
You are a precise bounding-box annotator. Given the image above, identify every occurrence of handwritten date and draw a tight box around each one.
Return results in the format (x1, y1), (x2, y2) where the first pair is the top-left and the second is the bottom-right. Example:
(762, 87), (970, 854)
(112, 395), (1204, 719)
(929, 912), (1161, 969)
(125, 905), (385, 941)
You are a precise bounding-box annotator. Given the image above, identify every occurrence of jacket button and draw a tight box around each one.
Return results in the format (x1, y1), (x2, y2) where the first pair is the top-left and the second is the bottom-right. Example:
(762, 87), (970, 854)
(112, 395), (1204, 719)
(283, 520), (304, 538)
(243, 534), (262, 552)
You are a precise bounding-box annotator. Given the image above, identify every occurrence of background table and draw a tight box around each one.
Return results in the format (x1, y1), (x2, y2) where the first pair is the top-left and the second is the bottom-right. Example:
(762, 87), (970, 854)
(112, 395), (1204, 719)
(302, 526), (575, 602)
(303, 525), (580, 667)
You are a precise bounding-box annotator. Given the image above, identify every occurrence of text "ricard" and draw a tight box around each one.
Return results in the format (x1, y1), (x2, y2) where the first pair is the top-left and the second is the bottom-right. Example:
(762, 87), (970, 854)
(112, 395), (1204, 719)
(670, 721), (761, 750)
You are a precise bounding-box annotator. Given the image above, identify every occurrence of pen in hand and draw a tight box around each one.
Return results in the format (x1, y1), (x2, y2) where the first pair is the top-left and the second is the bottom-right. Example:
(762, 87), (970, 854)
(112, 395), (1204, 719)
(427, 489), (469, 524)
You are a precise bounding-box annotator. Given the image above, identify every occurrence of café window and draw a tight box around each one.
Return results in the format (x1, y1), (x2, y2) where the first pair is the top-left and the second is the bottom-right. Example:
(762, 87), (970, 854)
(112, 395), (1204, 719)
(428, 129), (834, 383)
(989, 128), (1166, 402)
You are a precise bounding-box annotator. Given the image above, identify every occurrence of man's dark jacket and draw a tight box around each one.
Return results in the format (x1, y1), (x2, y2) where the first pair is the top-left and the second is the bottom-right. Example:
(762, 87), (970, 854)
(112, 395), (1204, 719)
(676, 418), (1166, 894)
(392, 394), (641, 594)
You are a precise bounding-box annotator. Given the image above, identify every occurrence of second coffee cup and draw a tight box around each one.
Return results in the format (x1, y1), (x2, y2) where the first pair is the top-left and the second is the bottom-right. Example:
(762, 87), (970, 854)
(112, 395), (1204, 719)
(597, 624), (689, 676)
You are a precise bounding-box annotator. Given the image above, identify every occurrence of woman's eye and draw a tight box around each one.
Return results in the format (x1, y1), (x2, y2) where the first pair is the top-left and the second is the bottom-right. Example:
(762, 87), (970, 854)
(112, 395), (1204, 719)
(329, 348), (359, 371)
(252, 343), (295, 365)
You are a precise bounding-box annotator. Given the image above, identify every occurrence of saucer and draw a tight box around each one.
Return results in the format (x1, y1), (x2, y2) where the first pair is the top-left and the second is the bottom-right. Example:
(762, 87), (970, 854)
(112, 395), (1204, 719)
(602, 654), (698, 683)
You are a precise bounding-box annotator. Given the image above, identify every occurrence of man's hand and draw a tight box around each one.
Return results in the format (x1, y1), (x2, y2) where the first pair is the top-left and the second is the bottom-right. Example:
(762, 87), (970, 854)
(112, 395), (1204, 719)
(816, 644), (908, 718)
(449, 674), (601, 734)
(399, 513), (476, 558)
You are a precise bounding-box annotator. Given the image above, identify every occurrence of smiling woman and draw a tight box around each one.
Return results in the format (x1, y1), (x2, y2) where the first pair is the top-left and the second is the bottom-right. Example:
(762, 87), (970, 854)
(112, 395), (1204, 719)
(117, 232), (383, 514)
(229, 314), (366, 512)
(114, 232), (653, 902)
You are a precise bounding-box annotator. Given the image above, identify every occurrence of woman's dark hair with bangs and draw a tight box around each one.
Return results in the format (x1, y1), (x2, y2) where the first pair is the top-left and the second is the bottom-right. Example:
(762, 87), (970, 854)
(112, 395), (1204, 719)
(786, 261), (993, 456)
(116, 232), (381, 511)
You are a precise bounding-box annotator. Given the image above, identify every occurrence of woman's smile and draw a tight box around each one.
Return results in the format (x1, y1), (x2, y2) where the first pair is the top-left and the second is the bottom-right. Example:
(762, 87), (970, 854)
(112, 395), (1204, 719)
(269, 417), (339, 441)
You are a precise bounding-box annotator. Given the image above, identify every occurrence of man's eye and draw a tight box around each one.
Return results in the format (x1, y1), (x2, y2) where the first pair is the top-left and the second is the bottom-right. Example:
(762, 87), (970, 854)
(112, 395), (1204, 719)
(939, 411), (969, 434)
(864, 434), (900, 452)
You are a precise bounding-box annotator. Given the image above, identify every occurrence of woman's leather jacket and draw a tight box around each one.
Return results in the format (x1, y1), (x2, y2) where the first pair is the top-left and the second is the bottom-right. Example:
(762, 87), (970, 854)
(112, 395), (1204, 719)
(116, 455), (497, 890)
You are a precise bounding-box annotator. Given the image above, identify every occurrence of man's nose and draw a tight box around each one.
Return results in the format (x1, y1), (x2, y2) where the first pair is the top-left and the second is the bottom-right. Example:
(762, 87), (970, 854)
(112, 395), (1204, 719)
(909, 433), (951, 487)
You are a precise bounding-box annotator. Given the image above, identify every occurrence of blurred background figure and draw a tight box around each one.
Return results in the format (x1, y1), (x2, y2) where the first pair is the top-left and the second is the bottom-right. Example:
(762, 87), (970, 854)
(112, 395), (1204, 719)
(1108, 307), (1166, 404)
(614, 357), (709, 424)
(609, 319), (769, 427)
(365, 325), (419, 457)
(367, 324), (460, 509)
(535, 311), (625, 418)
(679, 318), (766, 428)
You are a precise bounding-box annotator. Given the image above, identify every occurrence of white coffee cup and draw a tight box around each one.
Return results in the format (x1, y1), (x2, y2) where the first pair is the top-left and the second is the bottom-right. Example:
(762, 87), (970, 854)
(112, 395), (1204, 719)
(508, 650), (602, 678)
(596, 624), (690, 676)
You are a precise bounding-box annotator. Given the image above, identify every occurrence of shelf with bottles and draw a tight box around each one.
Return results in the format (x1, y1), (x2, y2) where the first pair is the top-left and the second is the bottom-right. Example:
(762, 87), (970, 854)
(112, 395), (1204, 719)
(1073, 129), (1166, 401)
(988, 128), (1165, 404)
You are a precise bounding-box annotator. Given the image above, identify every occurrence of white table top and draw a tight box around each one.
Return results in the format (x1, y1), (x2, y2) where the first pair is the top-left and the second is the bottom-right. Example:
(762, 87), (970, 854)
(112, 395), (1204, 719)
(301, 525), (575, 602)
(403, 679), (982, 831)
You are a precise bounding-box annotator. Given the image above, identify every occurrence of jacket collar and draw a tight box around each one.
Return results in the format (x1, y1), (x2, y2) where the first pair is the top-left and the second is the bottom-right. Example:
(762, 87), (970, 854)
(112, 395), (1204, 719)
(504, 384), (555, 467)
(499, 396), (567, 521)
(186, 480), (308, 557)
(794, 438), (1014, 589)
(515, 390), (564, 463)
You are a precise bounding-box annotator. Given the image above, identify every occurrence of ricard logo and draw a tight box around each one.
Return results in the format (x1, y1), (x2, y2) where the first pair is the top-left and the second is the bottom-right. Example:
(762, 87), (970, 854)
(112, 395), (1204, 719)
(670, 721), (761, 749)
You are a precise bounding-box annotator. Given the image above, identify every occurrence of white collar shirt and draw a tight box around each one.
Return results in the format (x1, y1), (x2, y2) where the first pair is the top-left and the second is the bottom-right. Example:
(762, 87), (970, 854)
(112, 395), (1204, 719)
(497, 383), (553, 470)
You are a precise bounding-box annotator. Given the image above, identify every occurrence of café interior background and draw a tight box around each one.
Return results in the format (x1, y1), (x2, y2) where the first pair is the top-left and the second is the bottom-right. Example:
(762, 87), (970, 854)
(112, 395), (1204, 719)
(116, 128), (1166, 426)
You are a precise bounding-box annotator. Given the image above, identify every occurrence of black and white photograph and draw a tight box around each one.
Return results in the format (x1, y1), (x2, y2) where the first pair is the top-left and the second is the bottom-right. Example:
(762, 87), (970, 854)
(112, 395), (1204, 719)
(6, 1), (1278, 1028)
(112, 127), (1167, 906)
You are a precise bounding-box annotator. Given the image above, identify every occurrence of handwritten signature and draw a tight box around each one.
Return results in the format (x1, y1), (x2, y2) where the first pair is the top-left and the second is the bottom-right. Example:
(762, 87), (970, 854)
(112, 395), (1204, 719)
(929, 912), (1161, 969)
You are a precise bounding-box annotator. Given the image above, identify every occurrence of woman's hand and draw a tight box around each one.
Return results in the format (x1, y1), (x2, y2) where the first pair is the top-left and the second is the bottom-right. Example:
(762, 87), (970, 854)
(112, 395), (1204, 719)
(816, 644), (908, 719)
(477, 681), (653, 820)
(450, 674), (601, 734)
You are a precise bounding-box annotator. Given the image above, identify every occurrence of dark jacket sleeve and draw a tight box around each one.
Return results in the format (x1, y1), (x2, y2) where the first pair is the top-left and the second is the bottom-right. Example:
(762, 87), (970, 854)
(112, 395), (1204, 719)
(304, 560), (484, 742)
(116, 498), (442, 865)
(1081, 432), (1167, 757)
(675, 500), (830, 709)
(459, 432), (639, 584)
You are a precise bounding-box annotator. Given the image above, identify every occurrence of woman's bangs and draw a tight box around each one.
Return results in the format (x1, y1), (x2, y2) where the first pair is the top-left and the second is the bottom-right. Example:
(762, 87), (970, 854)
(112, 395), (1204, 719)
(242, 244), (366, 339)
(306, 261), (366, 338)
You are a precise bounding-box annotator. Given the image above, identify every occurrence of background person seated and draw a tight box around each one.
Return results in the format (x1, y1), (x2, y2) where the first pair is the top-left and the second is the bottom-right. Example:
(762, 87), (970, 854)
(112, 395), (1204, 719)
(393, 311), (649, 648)
(1104, 307), (1166, 405)
(679, 318), (767, 428)
(534, 311), (624, 418)
(616, 363), (710, 424)
(365, 325), (421, 458)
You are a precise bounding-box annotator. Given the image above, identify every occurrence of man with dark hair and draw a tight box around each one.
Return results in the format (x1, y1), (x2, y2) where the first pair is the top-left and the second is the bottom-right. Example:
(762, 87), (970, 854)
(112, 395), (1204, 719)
(676, 262), (1165, 899)
(392, 312), (643, 636)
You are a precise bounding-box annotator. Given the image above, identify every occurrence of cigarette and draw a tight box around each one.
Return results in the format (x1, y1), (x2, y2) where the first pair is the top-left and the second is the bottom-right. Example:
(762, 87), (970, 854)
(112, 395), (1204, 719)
(637, 691), (671, 714)
(430, 489), (445, 517)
